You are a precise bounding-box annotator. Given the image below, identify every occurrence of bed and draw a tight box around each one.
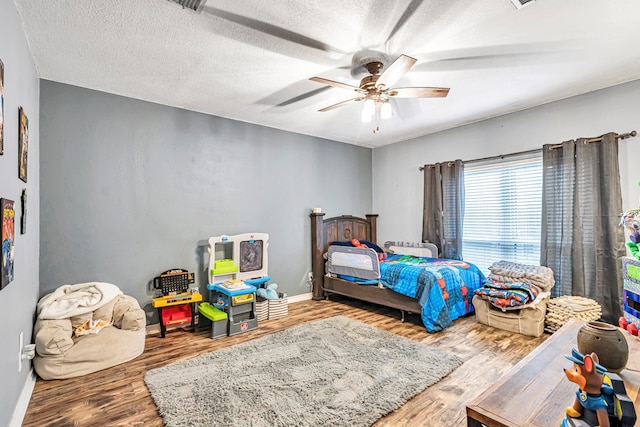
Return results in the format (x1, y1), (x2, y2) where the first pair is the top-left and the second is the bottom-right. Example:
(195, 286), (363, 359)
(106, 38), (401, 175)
(310, 213), (486, 332)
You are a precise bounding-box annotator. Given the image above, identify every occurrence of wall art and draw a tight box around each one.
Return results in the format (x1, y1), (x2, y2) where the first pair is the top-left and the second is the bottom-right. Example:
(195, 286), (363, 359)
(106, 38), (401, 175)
(1, 198), (15, 290)
(19, 107), (28, 182)
(21, 189), (27, 235)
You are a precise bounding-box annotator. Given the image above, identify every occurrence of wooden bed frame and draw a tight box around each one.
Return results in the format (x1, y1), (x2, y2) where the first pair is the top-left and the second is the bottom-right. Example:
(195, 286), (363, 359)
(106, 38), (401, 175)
(310, 213), (422, 318)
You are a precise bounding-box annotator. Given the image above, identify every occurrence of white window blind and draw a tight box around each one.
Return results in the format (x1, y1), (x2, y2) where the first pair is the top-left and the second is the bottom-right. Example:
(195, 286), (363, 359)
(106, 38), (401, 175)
(462, 154), (542, 275)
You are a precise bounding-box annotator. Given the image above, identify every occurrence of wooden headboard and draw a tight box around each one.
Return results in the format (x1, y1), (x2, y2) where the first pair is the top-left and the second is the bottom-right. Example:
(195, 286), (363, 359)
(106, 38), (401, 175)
(310, 213), (378, 300)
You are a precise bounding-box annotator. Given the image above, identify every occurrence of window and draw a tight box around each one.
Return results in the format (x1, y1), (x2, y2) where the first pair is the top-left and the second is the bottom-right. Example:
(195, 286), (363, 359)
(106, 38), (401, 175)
(462, 154), (542, 275)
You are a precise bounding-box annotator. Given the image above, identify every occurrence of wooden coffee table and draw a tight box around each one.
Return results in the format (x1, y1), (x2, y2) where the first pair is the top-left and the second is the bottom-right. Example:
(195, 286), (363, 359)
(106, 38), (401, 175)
(466, 318), (640, 427)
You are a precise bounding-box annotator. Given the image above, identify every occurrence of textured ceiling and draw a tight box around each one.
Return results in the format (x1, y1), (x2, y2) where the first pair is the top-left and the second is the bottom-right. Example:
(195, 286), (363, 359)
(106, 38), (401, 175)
(14, 0), (640, 148)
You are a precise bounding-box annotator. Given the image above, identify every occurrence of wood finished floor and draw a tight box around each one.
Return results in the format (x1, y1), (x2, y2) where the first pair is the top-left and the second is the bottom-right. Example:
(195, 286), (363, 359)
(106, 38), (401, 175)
(22, 297), (548, 427)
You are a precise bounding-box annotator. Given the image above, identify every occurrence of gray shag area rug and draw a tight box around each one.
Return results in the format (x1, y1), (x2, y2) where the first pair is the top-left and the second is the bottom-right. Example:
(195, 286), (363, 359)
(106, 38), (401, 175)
(144, 316), (461, 427)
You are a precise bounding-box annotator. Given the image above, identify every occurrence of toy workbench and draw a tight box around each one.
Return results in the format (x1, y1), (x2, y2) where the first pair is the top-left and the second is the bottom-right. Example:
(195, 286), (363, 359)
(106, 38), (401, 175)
(152, 292), (202, 338)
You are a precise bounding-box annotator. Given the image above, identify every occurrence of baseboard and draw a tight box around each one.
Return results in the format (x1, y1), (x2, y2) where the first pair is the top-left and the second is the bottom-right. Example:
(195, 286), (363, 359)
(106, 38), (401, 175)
(145, 292), (313, 335)
(146, 323), (161, 336)
(286, 292), (313, 304)
(9, 369), (36, 427)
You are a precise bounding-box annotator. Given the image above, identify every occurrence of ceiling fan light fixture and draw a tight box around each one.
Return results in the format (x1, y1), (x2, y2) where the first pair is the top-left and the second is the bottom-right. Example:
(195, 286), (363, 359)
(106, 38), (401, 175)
(362, 98), (375, 116)
(380, 101), (392, 120)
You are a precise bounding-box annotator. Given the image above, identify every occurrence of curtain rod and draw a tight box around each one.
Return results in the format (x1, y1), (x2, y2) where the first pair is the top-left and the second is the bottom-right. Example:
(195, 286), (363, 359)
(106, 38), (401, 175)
(418, 130), (637, 171)
(546, 130), (637, 150)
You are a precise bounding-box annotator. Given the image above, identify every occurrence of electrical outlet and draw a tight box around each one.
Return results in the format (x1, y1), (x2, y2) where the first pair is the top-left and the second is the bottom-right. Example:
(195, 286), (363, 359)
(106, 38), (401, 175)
(18, 332), (23, 372)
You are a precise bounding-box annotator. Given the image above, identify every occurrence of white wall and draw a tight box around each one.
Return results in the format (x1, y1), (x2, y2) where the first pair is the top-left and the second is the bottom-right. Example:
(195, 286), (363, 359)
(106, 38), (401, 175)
(373, 79), (640, 245)
(0, 1), (40, 426)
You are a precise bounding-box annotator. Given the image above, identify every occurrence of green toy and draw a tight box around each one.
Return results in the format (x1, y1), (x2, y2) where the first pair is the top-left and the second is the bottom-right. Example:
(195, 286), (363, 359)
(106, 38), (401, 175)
(628, 241), (640, 260)
(620, 181), (640, 261)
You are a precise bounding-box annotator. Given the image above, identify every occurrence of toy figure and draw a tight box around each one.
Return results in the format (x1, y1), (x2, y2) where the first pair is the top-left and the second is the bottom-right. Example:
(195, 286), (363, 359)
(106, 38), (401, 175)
(562, 349), (621, 427)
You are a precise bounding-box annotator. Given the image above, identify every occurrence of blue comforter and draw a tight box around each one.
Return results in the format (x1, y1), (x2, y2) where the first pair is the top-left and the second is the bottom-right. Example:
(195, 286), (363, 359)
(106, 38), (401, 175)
(380, 255), (485, 332)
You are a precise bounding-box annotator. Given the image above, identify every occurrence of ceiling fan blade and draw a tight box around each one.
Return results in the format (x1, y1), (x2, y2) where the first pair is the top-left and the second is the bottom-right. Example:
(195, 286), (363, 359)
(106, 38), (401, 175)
(387, 87), (449, 98)
(384, 0), (424, 45)
(318, 98), (363, 112)
(255, 79), (333, 107)
(310, 77), (363, 93)
(376, 54), (417, 90)
(276, 87), (331, 107)
(412, 53), (571, 73)
(202, 6), (347, 56)
(411, 41), (582, 72)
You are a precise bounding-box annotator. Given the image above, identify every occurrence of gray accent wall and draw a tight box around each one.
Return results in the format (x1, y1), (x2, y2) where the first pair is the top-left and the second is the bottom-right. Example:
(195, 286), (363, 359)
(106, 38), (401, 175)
(373, 79), (640, 246)
(39, 81), (372, 323)
(0, 1), (41, 426)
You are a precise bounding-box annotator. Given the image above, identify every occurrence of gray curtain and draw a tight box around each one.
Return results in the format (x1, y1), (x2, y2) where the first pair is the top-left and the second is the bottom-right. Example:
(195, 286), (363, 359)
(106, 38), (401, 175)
(540, 132), (626, 323)
(422, 160), (464, 260)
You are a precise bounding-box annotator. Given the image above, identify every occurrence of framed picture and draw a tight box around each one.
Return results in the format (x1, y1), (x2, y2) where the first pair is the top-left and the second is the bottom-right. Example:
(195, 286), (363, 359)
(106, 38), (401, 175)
(18, 107), (28, 183)
(0, 58), (4, 155)
(20, 189), (27, 235)
(1, 198), (15, 290)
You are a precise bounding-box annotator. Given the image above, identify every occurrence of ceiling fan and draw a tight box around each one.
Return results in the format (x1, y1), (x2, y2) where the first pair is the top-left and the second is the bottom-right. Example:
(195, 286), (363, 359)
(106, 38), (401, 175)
(309, 52), (450, 132)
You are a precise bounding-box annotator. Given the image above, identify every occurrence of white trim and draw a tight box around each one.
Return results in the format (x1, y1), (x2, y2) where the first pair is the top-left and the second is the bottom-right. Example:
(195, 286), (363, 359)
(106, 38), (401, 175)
(146, 323), (161, 336)
(286, 292), (313, 304)
(9, 369), (36, 427)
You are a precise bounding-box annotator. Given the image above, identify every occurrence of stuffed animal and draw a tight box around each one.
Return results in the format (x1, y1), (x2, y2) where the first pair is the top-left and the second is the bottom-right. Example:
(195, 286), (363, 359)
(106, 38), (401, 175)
(256, 283), (284, 300)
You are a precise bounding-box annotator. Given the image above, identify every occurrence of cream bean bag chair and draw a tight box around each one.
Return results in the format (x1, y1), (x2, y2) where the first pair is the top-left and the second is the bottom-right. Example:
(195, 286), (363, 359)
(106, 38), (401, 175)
(33, 282), (146, 380)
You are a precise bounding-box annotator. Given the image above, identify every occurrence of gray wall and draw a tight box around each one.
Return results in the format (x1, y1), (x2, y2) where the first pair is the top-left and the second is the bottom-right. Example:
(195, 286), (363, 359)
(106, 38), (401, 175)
(0, 1), (40, 425)
(39, 81), (372, 322)
(373, 79), (640, 246)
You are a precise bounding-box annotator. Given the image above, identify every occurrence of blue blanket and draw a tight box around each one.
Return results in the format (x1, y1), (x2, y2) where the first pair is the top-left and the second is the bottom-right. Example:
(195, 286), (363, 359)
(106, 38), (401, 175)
(380, 255), (485, 332)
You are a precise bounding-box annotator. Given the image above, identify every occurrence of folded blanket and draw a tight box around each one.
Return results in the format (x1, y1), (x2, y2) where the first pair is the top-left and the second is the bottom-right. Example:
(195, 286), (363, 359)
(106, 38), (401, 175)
(37, 282), (123, 320)
(475, 280), (542, 310)
(489, 260), (555, 291)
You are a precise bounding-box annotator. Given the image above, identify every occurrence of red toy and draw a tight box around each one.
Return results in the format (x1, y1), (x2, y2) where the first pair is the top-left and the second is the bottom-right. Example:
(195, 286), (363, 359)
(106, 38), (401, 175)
(351, 239), (367, 248)
(618, 316), (639, 337)
(619, 317), (629, 329)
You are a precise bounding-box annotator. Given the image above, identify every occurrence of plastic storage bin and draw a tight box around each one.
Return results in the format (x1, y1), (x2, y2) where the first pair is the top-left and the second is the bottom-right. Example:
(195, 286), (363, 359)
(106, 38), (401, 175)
(623, 257), (640, 328)
(161, 304), (192, 327)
